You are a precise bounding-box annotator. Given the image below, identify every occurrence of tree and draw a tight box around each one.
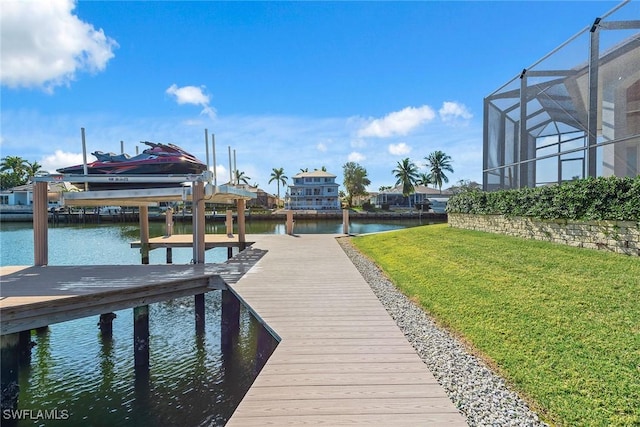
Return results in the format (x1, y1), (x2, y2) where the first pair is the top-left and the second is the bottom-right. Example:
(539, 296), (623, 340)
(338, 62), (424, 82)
(342, 162), (371, 208)
(417, 172), (434, 187)
(234, 170), (251, 185)
(24, 161), (44, 178)
(447, 179), (481, 194)
(392, 158), (419, 207)
(425, 150), (454, 194)
(0, 156), (28, 190)
(268, 167), (288, 208)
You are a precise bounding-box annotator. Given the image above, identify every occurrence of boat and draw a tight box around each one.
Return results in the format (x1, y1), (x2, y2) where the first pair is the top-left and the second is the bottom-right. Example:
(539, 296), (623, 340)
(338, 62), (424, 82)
(57, 141), (207, 189)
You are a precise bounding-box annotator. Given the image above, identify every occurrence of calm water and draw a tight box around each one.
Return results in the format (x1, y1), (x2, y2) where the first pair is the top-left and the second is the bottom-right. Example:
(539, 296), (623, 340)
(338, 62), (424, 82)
(0, 218), (431, 426)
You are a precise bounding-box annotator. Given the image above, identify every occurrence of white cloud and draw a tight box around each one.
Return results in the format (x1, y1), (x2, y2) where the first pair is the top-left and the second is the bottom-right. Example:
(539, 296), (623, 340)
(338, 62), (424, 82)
(40, 150), (84, 173)
(348, 151), (365, 162)
(166, 84), (216, 119)
(316, 142), (327, 152)
(358, 105), (436, 138)
(439, 101), (473, 124)
(0, 0), (117, 92)
(388, 142), (411, 156)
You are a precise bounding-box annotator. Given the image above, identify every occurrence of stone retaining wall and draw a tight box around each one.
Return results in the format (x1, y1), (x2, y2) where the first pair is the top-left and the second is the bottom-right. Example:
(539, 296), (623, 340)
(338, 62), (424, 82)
(448, 213), (640, 256)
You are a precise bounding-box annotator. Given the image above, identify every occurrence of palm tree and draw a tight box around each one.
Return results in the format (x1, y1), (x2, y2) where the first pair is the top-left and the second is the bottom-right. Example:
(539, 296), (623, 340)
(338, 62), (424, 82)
(234, 170), (251, 185)
(425, 151), (454, 194)
(1, 156), (27, 176)
(392, 158), (419, 207)
(0, 156), (28, 189)
(25, 161), (44, 179)
(417, 172), (434, 187)
(269, 167), (288, 208)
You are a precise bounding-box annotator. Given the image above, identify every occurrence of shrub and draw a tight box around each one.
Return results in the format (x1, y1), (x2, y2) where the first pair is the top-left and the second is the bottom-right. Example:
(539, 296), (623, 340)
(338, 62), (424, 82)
(446, 176), (640, 221)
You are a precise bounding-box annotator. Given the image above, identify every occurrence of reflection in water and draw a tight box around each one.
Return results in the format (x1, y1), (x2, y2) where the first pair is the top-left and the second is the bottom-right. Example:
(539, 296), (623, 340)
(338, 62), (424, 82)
(16, 291), (278, 426)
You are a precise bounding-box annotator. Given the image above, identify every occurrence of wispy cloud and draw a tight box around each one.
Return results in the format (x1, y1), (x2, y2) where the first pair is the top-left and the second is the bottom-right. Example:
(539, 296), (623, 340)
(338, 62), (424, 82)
(0, 0), (118, 92)
(358, 105), (436, 138)
(348, 151), (365, 162)
(388, 142), (411, 156)
(166, 84), (216, 119)
(439, 101), (473, 125)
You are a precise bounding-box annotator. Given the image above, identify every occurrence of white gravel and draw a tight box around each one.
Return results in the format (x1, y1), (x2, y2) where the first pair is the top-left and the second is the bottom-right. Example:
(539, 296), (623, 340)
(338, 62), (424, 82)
(337, 237), (549, 427)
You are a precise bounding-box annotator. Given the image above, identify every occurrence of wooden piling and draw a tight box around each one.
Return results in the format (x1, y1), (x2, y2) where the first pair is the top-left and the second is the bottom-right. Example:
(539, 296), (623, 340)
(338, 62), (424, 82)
(1, 333), (20, 412)
(226, 209), (233, 237)
(237, 199), (246, 250)
(221, 290), (240, 356)
(192, 181), (205, 264)
(286, 210), (294, 235)
(342, 208), (350, 234)
(98, 312), (117, 338)
(133, 306), (149, 368)
(18, 330), (32, 365)
(195, 294), (205, 334)
(166, 208), (173, 263)
(139, 206), (149, 265)
(33, 181), (48, 266)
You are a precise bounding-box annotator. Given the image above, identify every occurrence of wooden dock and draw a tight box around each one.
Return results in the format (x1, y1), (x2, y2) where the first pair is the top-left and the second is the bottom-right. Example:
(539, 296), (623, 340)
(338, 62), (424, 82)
(227, 234), (466, 426)
(0, 246), (267, 335)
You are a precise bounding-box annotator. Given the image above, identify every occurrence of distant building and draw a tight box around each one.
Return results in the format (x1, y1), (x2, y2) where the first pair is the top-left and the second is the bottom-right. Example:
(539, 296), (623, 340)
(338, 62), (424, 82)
(287, 170), (340, 210)
(376, 185), (451, 211)
(0, 181), (79, 208)
(483, 2), (639, 190)
(231, 184), (277, 209)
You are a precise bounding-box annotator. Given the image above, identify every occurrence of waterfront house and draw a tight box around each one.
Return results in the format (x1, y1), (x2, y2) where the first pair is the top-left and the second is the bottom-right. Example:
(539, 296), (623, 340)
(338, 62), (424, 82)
(230, 184), (277, 209)
(286, 170), (340, 210)
(376, 185), (452, 211)
(0, 181), (79, 209)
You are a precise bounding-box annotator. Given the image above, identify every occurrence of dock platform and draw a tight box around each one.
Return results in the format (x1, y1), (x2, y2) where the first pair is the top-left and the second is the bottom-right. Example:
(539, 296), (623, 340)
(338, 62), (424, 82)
(226, 234), (466, 426)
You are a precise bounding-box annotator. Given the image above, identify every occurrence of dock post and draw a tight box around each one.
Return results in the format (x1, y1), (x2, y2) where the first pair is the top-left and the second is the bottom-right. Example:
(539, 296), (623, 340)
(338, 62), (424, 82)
(33, 181), (49, 266)
(195, 294), (205, 334)
(165, 208), (173, 264)
(18, 330), (33, 365)
(226, 209), (234, 237)
(98, 313), (117, 338)
(221, 290), (240, 356)
(342, 208), (350, 235)
(237, 199), (246, 251)
(139, 206), (150, 265)
(286, 210), (294, 235)
(1, 333), (20, 412)
(192, 181), (205, 264)
(133, 306), (149, 368)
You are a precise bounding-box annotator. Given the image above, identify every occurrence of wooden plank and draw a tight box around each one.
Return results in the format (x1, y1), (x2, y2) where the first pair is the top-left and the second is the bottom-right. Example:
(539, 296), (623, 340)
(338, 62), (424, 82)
(226, 413), (467, 426)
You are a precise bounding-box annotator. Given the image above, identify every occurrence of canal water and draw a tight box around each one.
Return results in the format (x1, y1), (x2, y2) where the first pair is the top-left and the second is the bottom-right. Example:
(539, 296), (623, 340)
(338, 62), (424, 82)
(0, 218), (432, 426)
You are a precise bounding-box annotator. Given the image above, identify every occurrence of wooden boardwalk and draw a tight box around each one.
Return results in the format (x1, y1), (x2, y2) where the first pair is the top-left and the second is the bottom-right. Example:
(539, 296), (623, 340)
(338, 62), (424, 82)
(227, 234), (466, 426)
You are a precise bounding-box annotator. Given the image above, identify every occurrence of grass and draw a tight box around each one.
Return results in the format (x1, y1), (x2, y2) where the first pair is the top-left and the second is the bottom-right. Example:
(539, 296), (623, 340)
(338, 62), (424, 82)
(351, 223), (640, 427)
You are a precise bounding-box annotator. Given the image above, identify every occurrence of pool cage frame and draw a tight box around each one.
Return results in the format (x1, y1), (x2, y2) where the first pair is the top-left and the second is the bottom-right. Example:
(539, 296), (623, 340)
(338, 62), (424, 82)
(483, 0), (640, 190)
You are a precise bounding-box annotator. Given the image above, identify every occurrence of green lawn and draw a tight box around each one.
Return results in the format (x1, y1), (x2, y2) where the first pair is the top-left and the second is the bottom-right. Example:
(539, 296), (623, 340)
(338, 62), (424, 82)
(351, 223), (640, 427)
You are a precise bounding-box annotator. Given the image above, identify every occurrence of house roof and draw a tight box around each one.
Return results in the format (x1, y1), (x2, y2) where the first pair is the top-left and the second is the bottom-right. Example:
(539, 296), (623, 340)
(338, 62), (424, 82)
(3, 181), (80, 193)
(292, 170), (336, 179)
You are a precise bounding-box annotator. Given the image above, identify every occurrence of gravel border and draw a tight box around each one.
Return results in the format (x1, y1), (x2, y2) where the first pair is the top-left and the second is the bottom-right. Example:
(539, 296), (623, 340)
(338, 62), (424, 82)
(337, 237), (549, 427)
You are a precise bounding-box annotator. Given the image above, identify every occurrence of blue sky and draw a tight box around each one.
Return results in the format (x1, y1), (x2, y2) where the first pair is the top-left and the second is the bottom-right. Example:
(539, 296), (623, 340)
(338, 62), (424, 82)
(0, 0), (626, 196)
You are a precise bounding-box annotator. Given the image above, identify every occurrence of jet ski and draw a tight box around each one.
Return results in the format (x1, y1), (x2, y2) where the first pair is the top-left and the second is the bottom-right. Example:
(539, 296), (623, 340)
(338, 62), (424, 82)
(57, 141), (207, 189)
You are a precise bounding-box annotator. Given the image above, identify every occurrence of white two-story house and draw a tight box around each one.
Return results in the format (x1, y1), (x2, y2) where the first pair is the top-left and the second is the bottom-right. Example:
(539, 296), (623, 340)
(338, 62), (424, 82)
(287, 170), (340, 210)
